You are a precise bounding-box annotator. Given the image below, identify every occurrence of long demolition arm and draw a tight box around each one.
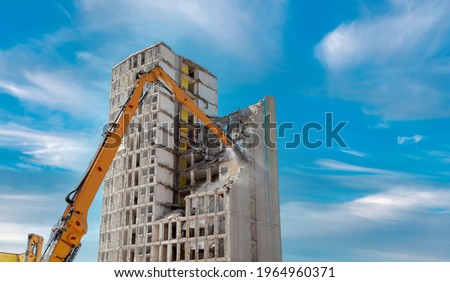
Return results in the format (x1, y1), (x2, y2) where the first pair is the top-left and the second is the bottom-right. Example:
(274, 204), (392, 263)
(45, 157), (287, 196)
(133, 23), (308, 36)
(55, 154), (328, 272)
(41, 66), (230, 262)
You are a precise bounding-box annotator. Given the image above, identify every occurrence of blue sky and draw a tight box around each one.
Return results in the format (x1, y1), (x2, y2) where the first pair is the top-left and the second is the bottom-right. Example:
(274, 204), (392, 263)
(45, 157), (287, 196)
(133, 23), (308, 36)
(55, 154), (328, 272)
(1, 0), (450, 261)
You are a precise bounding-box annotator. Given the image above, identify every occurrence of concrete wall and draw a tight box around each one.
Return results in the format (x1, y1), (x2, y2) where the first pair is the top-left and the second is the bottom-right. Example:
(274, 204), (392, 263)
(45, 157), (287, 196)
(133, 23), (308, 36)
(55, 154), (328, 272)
(228, 97), (282, 262)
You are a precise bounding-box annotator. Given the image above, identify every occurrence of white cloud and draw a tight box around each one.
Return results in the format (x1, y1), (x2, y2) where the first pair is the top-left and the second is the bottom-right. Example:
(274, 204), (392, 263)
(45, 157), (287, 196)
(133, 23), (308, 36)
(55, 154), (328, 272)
(0, 36), (108, 120)
(375, 122), (390, 129)
(281, 186), (450, 237)
(0, 223), (50, 247)
(15, 163), (42, 171)
(312, 158), (431, 193)
(397, 134), (424, 144)
(0, 66), (106, 119)
(0, 193), (51, 202)
(57, 4), (74, 21)
(348, 188), (450, 221)
(340, 149), (367, 157)
(0, 0), (287, 122)
(0, 124), (97, 171)
(428, 150), (450, 163)
(315, 159), (396, 175)
(281, 186), (450, 261)
(75, 0), (287, 64)
(281, 155), (450, 261)
(0, 186), (103, 261)
(315, 0), (450, 120)
(0, 190), (62, 254)
(316, 0), (450, 70)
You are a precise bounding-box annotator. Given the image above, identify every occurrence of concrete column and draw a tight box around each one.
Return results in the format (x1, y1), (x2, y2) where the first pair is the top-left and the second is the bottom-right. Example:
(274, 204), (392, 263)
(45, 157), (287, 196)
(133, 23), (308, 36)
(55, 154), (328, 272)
(206, 167), (211, 183)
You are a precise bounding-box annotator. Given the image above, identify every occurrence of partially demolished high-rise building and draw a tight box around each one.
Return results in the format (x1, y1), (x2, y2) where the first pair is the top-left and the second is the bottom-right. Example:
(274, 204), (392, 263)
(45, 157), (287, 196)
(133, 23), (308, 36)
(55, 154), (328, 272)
(98, 42), (281, 262)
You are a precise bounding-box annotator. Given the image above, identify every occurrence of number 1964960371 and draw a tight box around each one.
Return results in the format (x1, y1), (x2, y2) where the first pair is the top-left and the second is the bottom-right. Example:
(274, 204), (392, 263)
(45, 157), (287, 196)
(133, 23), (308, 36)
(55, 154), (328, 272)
(256, 266), (335, 278)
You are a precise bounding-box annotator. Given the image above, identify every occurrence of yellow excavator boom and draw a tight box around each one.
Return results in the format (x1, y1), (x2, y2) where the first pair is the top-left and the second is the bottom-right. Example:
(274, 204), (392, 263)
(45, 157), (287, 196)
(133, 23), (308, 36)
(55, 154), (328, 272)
(39, 66), (230, 262)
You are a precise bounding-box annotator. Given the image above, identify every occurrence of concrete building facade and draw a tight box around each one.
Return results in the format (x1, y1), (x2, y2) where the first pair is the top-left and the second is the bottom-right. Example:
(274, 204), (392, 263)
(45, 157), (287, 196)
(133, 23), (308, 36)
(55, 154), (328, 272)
(98, 42), (281, 262)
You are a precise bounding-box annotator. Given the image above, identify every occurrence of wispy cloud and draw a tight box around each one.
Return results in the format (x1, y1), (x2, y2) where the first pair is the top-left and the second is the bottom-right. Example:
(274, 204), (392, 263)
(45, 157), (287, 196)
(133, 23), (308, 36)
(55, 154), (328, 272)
(375, 121), (390, 129)
(0, 65), (106, 119)
(281, 153), (450, 261)
(397, 134), (424, 144)
(0, 185), (102, 260)
(340, 149), (368, 157)
(0, 223), (50, 246)
(315, 159), (396, 175)
(0, 0), (287, 122)
(315, 0), (450, 120)
(281, 185), (450, 261)
(0, 190), (64, 254)
(0, 124), (97, 171)
(348, 188), (450, 221)
(282, 185), (450, 235)
(315, 0), (450, 70)
(57, 4), (74, 21)
(428, 150), (450, 163)
(313, 158), (431, 193)
(0, 193), (52, 202)
(0, 30), (109, 120)
(75, 0), (287, 65)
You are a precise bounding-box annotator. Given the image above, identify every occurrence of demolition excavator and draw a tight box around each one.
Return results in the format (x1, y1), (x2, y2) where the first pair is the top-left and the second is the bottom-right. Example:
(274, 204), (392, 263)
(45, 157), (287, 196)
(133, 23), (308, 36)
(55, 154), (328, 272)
(0, 66), (236, 262)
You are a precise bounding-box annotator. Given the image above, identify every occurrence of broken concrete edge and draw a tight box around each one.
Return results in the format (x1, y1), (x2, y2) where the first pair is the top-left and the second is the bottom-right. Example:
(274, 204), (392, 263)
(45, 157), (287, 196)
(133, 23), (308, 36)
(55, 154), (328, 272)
(154, 96), (269, 222)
